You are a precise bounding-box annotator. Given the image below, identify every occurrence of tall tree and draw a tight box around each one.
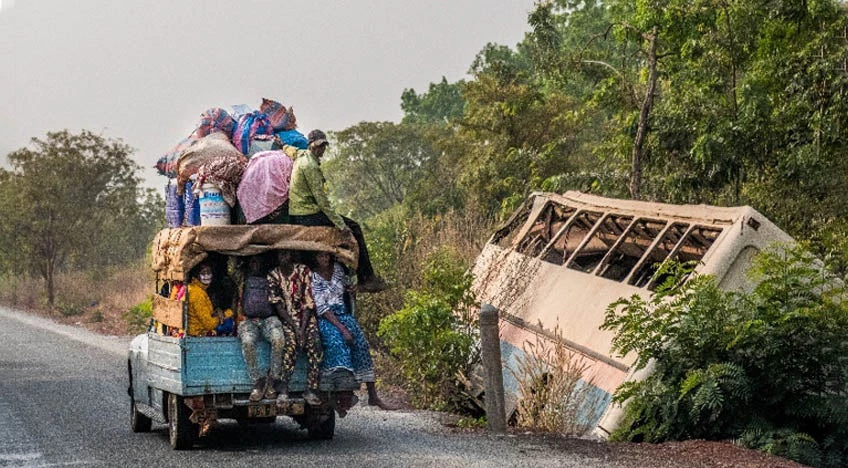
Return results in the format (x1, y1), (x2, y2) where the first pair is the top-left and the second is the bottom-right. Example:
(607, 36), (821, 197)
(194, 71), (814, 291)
(324, 122), (445, 220)
(401, 77), (466, 124)
(0, 130), (158, 305)
(459, 42), (582, 216)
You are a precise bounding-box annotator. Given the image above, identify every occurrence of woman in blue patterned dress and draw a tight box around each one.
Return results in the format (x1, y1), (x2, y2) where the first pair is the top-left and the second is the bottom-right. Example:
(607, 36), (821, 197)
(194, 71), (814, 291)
(311, 251), (392, 410)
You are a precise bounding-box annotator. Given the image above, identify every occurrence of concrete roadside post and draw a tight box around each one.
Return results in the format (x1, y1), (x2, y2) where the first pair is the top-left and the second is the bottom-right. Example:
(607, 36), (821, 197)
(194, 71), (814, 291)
(479, 303), (506, 433)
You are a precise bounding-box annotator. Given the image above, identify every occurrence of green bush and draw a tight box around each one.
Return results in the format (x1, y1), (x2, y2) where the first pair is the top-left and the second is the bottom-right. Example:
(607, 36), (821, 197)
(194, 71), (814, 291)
(601, 246), (848, 467)
(123, 297), (153, 334)
(378, 247), (478, 410)
(354, 207), (407, 344)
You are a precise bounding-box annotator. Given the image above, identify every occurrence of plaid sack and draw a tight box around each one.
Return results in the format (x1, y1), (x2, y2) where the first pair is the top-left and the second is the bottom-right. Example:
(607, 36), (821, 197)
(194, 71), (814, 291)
(195, 107), (236, 139)
(155, 135), (196, 178)
(259, 98), (297, 131)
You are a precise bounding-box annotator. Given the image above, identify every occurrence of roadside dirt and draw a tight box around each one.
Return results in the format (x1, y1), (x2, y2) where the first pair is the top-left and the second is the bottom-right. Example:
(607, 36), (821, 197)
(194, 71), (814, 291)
(439, 419), (808, 468)
(557, 438), (808, 468)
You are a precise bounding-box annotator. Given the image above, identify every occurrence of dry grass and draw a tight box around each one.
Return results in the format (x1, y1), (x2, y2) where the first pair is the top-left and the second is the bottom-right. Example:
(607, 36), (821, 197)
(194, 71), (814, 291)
(512, 324), (605, 436)
(0, 261), (152, 335)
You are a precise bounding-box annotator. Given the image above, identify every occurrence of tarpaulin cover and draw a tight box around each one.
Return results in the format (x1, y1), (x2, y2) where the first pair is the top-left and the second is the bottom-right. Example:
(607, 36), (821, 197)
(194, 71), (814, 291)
(236, 150), (293, 223)
(276, 129), (308, 149)
(151, 225), (359, 281)
(232, 111), (274, 154)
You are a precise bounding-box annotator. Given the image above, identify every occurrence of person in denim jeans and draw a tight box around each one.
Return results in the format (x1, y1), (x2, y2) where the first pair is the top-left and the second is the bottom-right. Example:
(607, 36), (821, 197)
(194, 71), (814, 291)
(237, 255), (286, 402)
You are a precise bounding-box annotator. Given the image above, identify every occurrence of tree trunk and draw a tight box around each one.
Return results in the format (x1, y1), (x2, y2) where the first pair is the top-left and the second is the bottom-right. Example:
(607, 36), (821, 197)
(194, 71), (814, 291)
(629, 28), (659, 201)
(46, 257), (55, 307)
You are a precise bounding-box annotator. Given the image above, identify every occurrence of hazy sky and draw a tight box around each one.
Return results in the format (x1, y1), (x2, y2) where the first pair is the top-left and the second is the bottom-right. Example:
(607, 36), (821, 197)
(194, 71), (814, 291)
(0, 0), (535, 189)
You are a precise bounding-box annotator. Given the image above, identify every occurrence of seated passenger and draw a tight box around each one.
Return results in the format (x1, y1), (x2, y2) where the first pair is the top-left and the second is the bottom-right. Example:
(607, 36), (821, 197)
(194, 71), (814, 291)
(311, 251), (394, 410)
(236, 255), (287, 402)
(267, 250), (322, 407)
(186, 263), (221, 336)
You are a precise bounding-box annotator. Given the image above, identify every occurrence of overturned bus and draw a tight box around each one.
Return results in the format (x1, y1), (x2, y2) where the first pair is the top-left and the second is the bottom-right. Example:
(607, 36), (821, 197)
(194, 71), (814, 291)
(470, 191), (792, 437)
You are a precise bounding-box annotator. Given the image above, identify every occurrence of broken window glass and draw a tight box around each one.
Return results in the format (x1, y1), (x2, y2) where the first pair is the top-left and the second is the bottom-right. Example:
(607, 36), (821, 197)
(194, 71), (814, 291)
(597, 218), (667, 282)
(566, 214), (633, 273)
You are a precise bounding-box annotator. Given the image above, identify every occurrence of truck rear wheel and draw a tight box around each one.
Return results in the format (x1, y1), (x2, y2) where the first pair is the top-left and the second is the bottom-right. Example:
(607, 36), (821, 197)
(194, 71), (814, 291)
(168, 393), (197, 450)
(306, 407), (335, 440)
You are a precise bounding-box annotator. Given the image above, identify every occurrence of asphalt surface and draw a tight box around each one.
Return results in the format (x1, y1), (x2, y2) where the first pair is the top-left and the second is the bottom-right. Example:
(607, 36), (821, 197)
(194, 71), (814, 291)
(0, 306), (671, 468)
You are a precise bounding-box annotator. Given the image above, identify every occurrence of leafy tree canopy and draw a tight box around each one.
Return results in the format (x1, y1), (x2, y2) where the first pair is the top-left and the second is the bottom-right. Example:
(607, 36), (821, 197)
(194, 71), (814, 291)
(0, 130), (162, 305)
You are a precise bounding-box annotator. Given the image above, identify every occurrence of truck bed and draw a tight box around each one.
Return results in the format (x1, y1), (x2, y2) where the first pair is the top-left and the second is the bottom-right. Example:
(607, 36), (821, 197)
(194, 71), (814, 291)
(145, 333), (359, 396)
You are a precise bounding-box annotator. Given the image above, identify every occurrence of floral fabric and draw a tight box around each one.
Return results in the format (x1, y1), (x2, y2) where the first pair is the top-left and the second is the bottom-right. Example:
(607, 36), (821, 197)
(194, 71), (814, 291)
(310, 262), (347, 316)
(267, 264), (316, 327)
(318, 304), (375, 383)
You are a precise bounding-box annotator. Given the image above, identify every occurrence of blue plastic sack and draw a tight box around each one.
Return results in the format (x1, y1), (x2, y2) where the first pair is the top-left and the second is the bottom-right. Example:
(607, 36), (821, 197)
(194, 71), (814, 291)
(165, 182), (184, 228)
(275, 129), (308, 149)
(232, 111), (273, 154)
(183, 180), (201, 226)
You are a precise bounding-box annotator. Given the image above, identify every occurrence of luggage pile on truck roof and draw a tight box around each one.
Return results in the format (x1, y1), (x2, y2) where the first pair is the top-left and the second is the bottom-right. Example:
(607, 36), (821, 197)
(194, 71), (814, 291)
(154, 98), (312, 228)
(148, 98), (360, 337)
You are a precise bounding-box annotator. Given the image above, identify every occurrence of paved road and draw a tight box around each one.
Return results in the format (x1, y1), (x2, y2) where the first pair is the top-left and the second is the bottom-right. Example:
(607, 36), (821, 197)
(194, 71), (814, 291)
(0, 306), (669, 468)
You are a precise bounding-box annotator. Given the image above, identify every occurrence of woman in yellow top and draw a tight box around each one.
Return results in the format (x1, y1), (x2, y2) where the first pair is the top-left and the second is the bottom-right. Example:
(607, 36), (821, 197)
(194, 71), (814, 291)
(186, 263), (221, 336)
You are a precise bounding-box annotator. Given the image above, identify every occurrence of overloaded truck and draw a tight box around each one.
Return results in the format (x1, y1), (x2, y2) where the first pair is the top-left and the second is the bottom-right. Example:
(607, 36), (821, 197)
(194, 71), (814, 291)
(127, 225), (362, 449)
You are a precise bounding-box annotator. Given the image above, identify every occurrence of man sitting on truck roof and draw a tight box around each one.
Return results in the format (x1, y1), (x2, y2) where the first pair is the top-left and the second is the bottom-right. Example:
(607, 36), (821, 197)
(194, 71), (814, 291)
(283, 129), (387, 293)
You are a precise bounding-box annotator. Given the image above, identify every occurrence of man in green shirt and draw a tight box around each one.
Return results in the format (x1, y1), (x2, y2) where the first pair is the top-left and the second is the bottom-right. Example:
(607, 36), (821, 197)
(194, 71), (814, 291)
(284, 129), (386, 292)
